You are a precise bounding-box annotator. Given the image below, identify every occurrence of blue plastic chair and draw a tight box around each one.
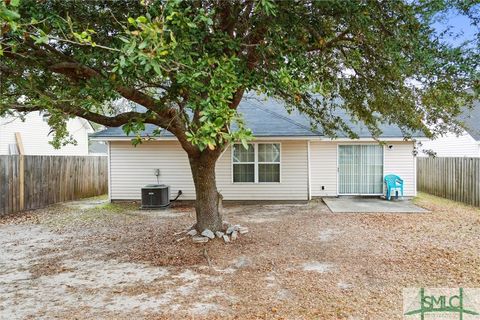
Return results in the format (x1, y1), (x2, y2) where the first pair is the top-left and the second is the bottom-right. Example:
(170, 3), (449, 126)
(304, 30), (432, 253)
(384, 174), (404, 200)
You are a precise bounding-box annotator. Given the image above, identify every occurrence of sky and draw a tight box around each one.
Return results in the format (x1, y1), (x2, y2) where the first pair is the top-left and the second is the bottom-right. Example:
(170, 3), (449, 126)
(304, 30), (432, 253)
(432, 9), (478, 47)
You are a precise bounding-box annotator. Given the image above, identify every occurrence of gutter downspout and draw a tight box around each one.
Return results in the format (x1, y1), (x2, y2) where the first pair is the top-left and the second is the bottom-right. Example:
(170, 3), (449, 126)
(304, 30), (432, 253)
(413, 140), (418, 197)
(307, 140), (311, 200)
(107, 141), (112, 202)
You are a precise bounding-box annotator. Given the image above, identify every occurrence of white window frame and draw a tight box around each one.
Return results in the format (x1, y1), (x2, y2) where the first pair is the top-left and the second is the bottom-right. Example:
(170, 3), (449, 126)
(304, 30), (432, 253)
(231, 143), (255, 183)
(232, 142), (282, 184)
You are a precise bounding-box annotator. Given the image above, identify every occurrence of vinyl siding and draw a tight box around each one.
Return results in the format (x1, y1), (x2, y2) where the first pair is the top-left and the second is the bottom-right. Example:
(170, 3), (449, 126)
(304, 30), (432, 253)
(110, 141), (194, 200)
(310, 141), (417, 197)
(0, 112), (91, 155)
(109, 140), (309, 201)
(418, 132), (480, 157)
(383, 141), (416, 196)
(310, 142), (338, 196)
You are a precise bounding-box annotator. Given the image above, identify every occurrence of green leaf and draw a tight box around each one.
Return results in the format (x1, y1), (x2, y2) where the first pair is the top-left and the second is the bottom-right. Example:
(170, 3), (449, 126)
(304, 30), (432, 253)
(119, 55), (126, 67)
(136, 16), (147, 23)
(241, 139), (248, 150)
(169, 32), (177, 45)
(214, 117), (224, 127)
(10, 0), (20, 7)
(152, 63), (162, 75)
(1, 8), (21, 20)
(30, 34), (49, 44)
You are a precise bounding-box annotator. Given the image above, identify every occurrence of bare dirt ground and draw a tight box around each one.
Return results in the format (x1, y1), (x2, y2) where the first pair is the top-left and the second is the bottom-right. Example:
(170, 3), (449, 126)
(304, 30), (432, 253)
(0, 193), (479, 319)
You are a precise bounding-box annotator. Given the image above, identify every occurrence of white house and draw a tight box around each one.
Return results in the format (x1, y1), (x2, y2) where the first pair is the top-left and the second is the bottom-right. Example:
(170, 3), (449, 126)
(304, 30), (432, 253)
(0, 112), (93, 156)
(91, 95), (422, 201)
(418, 100), (480, 157)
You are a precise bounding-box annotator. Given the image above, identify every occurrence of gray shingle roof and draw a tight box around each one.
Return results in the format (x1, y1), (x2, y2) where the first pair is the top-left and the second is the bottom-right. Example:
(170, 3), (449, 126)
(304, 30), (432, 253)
(458, 100), (480, 141)
(88, 141), (108, 154)
(90, 94), (424, 139)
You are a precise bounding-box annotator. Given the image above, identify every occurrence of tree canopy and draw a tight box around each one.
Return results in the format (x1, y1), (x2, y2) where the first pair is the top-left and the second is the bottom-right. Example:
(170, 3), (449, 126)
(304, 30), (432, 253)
(1, 0), (478, 151)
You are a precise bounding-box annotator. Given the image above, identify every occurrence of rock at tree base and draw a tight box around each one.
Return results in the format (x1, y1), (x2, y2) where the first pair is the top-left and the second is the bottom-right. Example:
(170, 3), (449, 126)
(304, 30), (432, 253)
(223, 235), (230, 243)
(192, 236), (208, 243)
(231, 230), (238, 241)
(222, 221), (231, 229)
(238, 226), (249, 234)
(215, 231), (225, 238)
(201, 229), (215, 239)
(186, 229), (197, 236)
(226, 226), (235, 235)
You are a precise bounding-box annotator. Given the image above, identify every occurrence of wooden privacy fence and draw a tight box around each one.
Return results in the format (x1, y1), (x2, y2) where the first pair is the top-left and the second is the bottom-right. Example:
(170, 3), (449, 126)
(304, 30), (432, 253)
(417, 157), (480, 207)
(0, 155), (108, 216)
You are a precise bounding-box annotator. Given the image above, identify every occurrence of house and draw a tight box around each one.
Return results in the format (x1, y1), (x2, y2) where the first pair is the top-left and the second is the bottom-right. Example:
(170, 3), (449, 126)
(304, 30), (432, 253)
(0, 111), (93, 156)
(88, 141), (108, 156)
(90, 95), (423, 201)
(418, 100), (480, 157)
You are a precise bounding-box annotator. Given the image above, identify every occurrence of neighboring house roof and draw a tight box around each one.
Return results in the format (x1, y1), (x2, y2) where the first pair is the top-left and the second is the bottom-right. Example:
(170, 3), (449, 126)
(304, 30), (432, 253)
(78, 118), (95, 133)
(458, 100), (480, 141)
(90, 94), (424, 139)
(89, 141), (108, 154)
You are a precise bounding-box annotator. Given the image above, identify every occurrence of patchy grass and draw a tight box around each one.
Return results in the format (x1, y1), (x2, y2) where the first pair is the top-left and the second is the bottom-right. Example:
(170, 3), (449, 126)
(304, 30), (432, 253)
(414, 192), (480, 213)
(42, 201), (142, 229)
(90, 201), (137, 213)
(83, 194), (109, 201)
(1, 193), (479, 319)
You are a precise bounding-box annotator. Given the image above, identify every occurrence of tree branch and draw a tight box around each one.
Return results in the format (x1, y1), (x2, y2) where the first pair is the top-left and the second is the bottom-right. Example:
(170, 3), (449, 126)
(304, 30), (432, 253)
(305, 28), (353, 53)
(6, 103), (153, 127)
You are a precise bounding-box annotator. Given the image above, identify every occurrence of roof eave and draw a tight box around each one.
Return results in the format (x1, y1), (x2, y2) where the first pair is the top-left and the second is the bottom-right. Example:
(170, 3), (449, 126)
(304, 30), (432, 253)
(90, 135), (420, 142)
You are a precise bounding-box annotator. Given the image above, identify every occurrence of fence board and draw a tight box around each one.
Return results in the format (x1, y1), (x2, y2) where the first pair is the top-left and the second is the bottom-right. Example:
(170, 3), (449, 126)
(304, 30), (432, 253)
(0, 155), (107, 216)
(417, 157), (480, 207)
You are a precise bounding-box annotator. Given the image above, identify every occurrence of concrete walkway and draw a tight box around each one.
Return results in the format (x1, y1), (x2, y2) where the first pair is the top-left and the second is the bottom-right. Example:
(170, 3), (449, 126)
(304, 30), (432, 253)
(323, 197), (428, 213)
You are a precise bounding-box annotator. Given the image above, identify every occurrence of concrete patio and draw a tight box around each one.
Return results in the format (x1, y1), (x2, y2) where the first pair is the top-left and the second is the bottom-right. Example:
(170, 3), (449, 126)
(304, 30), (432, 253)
(322, 197), (428, 213)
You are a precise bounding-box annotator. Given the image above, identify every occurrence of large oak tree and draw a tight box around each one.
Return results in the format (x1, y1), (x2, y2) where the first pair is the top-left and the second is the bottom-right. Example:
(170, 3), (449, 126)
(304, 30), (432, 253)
(1, 0), (478, 232)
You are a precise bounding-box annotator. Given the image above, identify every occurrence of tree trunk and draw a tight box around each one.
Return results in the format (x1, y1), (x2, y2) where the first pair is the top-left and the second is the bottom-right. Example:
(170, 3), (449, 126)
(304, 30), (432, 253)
(188, 151), (223, 232)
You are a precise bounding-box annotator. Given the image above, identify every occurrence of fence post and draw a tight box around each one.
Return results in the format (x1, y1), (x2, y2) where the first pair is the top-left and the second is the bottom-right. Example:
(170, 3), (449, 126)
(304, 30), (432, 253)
(15, 132), (25, 211)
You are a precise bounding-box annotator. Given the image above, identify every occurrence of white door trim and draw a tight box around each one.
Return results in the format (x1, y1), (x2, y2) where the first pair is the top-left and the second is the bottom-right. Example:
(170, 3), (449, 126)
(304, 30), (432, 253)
(336, 143), (385, 196)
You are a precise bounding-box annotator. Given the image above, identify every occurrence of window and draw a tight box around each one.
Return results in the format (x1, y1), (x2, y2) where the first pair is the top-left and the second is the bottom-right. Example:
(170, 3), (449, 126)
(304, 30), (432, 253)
(232, 143), (255, 182)
(258, 144), (280, 182)
(233, 143), (281, 183)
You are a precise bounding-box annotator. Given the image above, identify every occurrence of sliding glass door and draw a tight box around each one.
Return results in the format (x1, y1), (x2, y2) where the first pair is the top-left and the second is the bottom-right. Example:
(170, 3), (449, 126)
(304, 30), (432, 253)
(338, 145), (384, 195)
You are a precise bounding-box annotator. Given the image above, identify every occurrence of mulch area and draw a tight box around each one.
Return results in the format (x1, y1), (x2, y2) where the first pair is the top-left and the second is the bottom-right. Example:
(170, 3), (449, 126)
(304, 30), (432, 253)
(1, 194), (479, 319)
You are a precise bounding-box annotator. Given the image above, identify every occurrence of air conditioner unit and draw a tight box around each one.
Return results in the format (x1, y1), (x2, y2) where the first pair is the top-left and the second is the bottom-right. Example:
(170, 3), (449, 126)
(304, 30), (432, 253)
(141, 184), (170, 209)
